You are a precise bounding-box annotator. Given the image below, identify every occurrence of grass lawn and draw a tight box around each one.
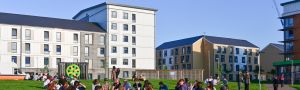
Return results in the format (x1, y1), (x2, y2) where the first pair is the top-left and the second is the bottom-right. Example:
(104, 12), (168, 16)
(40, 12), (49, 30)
(0, 79), (268, 90)
(290, 84), (300, 90)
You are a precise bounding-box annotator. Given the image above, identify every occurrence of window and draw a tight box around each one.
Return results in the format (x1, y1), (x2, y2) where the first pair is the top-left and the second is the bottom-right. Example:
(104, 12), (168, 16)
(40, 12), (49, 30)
(182, 47), (186, 54)
(243, 49), (247, 55)
(242, 57), (245, 63)
(44, 31), (49, 41)
(123, 12), (128, 19)
(123, 47), (128, 54)
(44, 57), (49, 65)
(254, 57), (258, 64)
(248, 65), (252, 72)
(236, 48), (239, 54)
(25, 43), (30, 53)
(44, 44), (49, 54)
(25, 57), (30, 66)
(73, 34), (78, 43)
(132, 59), (136, 68)
(229, 56), (233, 63)
(56, 32), (61, 42)
(132, 48), (136, 56)
(162, 59), (166, 64)
(11, 42), (17, 53)
(123, 24), (128, 31)
(186, 55), (190, 63)
(56, 45), (61, 55)
(187, 64), (192, 69)
(123, 36), (128, 42)
(84, 47), (89, 56)
(132, 25), (136, 34)
(123, 59), (128, 65)
(221, 55), (225, 62)
(222, 64), (227, 72)
(164, 50), (167, 57)
(112, 46), (117, 53)
(132, 36), (136, 45)
(182, 64), (186, 69)
(175, 49), (178, 55)
(222, 47), (226, 54)
(248, 57), (251, 63)
(236, 65), (239, 71)
(111, 34), (117, 41)
(56, 58), (61, 65)
(11, 56), (17, 64)
(73, 46), (78, 56)
(284, 18), (294, 28)
(99, 36), (105, 45)
(123, 71), (129, 78)
(229, 47), (233, 54)
(187, 47), (191, 54)
(249, 49), (252, 55)
(111, 58), (117, 65)
(100, 48), (105, 55)
(25, 29), (31, 40)
(111, 11), (117, 18)
(12, 28), (17, 39)
(217, 46), (222, 53)
(215, 55), (219, 62)
(181, 56), (185, 63)
(234, 56), (238, 63)
(84, 34), (93, 44)
(132, 14), (136, 22)
(169, 58), (172, 64)
(111, 23), (117, 30)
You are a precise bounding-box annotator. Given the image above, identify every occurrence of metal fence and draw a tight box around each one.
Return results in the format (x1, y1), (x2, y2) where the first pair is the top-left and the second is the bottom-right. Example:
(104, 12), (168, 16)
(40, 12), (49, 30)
(136, 69), (204, 81)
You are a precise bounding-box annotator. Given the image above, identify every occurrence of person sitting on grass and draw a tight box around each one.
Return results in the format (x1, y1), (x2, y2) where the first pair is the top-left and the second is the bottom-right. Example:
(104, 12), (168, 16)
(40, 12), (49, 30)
(58, 75), (67, 86)
(122, 79), (132, 90)
(159, 81), (168, 90)
(44, 76), (53, 89)
(205, 81), (215, 90)
(71, 76), (79, 86)
(102, 78), (110, 90)
(193, 81), (204, 90)
(94, 86), (102, 90)
(74, 81), (86, 90)
(92, 79), (101, 90)
(112, 78), (122, 90)
(175, 79), (188, 90)
(59, 81), (69, 90)
(133, 79), (142, 90)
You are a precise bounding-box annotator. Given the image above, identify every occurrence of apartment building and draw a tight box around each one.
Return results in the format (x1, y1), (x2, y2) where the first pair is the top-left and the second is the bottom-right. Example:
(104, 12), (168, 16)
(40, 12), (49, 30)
(260, 43), (284, 80)
(156, 35), (259, 81)
(272, 0), (300, 83)
(0, 12), (105, 77)
(73, 2), (157, 78)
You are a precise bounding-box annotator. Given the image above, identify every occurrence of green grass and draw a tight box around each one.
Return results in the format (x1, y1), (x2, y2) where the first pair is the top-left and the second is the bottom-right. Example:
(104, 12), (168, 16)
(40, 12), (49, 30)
(290, 84), (300, 90)
(0, 79), (269, 90)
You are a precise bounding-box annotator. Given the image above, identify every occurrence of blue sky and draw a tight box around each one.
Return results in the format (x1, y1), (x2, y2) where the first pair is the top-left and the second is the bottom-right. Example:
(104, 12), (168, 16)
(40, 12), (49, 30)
(0, 0), (290, 48)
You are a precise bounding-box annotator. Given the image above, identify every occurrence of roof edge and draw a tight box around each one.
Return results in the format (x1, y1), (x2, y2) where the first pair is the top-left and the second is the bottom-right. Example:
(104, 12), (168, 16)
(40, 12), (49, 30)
(281, 0), (300, 6)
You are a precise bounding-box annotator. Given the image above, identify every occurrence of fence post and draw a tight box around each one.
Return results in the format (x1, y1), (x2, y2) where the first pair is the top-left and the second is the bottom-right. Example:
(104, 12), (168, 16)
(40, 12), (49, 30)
(157, 70), (160, 79)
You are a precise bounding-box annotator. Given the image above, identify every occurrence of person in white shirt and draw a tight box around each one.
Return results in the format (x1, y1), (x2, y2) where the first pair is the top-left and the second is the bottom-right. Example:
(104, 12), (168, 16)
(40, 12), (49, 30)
(205, 76), (213, 85)
(43, 76), (52, 88)
(33, 73), (39, 80)
(70, 76), (79, 86)
(25, 73), (30, 80)
(92, 79), (101, 90)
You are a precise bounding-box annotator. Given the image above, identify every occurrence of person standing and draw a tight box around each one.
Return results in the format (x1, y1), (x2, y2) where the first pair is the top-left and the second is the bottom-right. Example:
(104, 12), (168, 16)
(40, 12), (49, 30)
(92, 79), (101, 90)
(237, 72), (243, 90)
(112, 66), (117, 81)
(272, 76), (279, 90)
(122, 80), (132, 90)
(244, 72), (250, 90)
(192, 81), (204, 90)
(175, 79), (188, 90)
(133, 79), (142, 90)
(280, 74), (284, 88)
(102, 78), (110, 90)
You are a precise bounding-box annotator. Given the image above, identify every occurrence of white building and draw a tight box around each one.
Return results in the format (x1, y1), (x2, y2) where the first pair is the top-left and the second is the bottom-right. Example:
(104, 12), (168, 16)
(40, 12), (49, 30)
(0, 12), (104, 75)
(73, 2), (157, 78)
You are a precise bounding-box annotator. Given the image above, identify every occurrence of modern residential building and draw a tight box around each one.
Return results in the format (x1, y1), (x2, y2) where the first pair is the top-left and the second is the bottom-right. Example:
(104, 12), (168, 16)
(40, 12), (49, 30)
(156, 35), (260, 81)
(272, 0), (300, 83)
(0, 2), (157, 79)
(73, 2), (157, 78)
(0, 12), (105, 76)
(260, 43), (284, 80)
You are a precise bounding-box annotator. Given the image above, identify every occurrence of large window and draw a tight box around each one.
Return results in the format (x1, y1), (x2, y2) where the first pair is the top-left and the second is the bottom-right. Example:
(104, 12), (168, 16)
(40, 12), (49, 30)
(111, 58), (117, 65)
(234, 56), (238, 63)
(25, 57), (30, 67)
(123, 59), (128, 65)
(229, 56), (233, 63)
(254, 57), (258, 64)
(111, 34), (117, 41)
(123, 36), (128, 42)
(132, 14), (136, 22)
(111, 23), (117, 30)
(132, 59), (136, 68)
(132, 36), (136, 45)
(123, 12), (128, 19)
(25, 43), (30, 54)
(132, 25), (136, 34)
(25, 29), (31, 40)
(236, 48), (240, 54)
(221, 55), (225, 62)
(111, 11), (117, 18)
(132, 48), (136, 56)
(242, 57), (245, 63)
(44, 31), (49, 41)
(100, 48), (105, 55)
(236, 65), (240, 71)
(73, 46), (78, 56)
(99, 36), (105, 45)
(11, 42), (17, 53)
(284, 18), (294, 28)
(123, 24), (128, 31)
(123, 47), (128, 54)
(44, 57), (49, 65)
(84, 34), (93, 44)
(112, 46), (117, 53)
(84, 47), (89, 56)
(12, 28), (17, 39)
(11, 56), (17, 64)
(44, 44), (49, 54)
(56, 45), (61, 55)
(73, 33), (78, 43)
(56, 32), (61, 42)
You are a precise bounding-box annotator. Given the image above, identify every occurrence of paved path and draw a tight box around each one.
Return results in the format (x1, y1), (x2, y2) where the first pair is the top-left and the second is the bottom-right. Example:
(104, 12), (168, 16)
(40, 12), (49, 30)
(266, 84), (297, 90)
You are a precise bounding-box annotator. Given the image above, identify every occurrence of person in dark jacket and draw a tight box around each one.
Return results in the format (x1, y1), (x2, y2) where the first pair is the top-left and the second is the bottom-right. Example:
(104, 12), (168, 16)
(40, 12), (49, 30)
(175, 79), (188, 90)
(272, 76), (279, 90)
(159, 81), (168, 90)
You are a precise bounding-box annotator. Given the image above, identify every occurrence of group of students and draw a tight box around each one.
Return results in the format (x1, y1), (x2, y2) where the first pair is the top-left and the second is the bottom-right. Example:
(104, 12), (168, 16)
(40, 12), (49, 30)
(43, 75), (86, 90)
(272, 74), (285, 90)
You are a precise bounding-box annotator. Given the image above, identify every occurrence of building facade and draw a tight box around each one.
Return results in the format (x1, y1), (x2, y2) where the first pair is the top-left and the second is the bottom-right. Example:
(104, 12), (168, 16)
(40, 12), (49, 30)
(260, 43), (284, 80)
(73, 3), (157, 78)
(156, 35), (260, 81)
